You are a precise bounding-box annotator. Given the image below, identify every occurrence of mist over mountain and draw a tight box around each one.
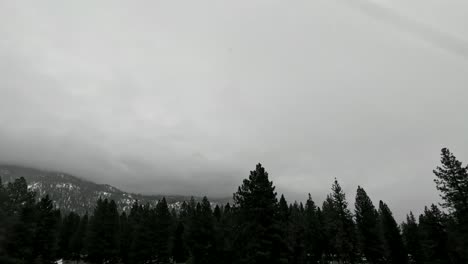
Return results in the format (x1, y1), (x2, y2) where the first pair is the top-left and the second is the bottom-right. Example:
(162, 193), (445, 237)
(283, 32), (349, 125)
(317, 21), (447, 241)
(1, 1), (468, 263)
(1, 0), (468, 223)
(0, 165), (230, 215)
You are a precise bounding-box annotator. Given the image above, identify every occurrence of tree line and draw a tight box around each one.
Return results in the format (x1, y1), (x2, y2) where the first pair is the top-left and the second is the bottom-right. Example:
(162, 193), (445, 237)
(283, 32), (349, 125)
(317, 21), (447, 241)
(0, 147), (467, 264)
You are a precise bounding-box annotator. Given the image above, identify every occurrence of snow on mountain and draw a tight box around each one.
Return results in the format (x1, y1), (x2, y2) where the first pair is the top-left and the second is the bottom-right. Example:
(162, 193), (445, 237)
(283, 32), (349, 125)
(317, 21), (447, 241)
(0, 165), (230, 214)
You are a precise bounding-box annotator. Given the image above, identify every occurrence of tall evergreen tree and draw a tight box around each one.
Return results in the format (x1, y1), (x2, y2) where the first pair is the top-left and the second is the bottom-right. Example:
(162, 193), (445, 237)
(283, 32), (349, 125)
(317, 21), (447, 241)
(433, 148), (468, 218)
(172, 221), (189, 263)
(128, 203), (153, 264)
(58, 211), (80, 260)
(322, 195), (336, 261)
(33, 195), (60, 264)
(219, 203), (235, 264)
(278, 194), (290, 224)
(155, 197), (172, 264)
(379, 201), (407, 264)
(86, 198), (120, 264)
(179, 201), (189, 220)
(322, 179), (356, 263)
(433, 148), (468, 260)
(213, 205), (222, 222)
(288, 201), (306, 264)
(232, 163), (288, 264)
(401, 212), (423, 264)
(186, 197), (217, 264)
(277, 194), (293, 261)
(119, 212), (131, 264)
(355, 186), (384, 264)
(0, 177), (10, 261)
(303, 194), (324, 263)
(418, 205), (451, 264)
(4, 177), (38, 263)
(5, 177), (35, 215)
(69, 213), (88, 261)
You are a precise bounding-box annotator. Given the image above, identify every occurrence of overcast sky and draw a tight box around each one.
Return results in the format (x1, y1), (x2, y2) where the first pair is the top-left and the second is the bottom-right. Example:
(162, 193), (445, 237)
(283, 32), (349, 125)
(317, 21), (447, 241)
(1, 0), (467, 220)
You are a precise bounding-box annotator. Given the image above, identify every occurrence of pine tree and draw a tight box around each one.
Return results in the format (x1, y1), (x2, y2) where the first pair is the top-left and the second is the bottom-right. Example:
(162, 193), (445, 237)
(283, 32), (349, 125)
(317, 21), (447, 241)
(288, 201), (306, 264)
(58, 212), (80, 260)
(232, 163), (288, 264)
(212, 204), (225, 262)
(186, 197), (217, 264)
(277, 194), (292, 261)
(322, 179), (356, 263)
(69, 213), (88, 261)
(33, 195), (60, 264)
(433, 148), (468, 218)
(304, 194), (324, 263)
(5, 177), (35, 215)
(0, 177), (10, 260)
(129, 203), (153, 264)
(322, 195), (336, 261)
(355, 186), (385, 263)
(179, 201), (189, 220)
(119, 212), (130, 264)
(213, 205), (222, 222)
(278, 194), (290, 224)
(172, 221), (188, 263)
(155, 197), (172, 264)
(188, 197), (197, 216)
(201, 197), (218, 263)
(433, 148), (468, 260)
(418, 205), (451, 264)
(219, 203), (235, 264)
(86, 198), (120, 264)
(401, 212), (423, 264)
(4, 177), (38, 263)
(379, 201), (407, 264)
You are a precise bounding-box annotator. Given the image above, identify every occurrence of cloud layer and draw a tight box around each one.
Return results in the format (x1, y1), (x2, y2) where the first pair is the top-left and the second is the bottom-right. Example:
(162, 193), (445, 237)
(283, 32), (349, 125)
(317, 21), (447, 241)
(1, 0), (468, 219)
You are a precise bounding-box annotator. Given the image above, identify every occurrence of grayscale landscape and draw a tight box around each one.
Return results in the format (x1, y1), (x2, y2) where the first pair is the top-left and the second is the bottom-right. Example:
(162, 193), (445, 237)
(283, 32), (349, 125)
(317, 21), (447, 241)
(1, 1), (467, 264)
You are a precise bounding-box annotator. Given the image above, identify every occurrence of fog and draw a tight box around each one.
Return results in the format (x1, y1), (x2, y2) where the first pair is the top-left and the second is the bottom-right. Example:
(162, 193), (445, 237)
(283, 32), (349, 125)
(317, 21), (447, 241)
(1, 0), (468, 220)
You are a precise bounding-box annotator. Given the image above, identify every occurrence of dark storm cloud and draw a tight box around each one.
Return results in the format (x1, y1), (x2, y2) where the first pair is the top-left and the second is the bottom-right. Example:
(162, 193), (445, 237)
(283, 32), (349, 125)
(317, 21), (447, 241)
(1, 0), (468, 220)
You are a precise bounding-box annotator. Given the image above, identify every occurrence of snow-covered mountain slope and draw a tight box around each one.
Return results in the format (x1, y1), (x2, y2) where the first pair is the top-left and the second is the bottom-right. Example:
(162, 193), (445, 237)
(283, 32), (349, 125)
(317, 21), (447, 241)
(0, 165), (230, 214)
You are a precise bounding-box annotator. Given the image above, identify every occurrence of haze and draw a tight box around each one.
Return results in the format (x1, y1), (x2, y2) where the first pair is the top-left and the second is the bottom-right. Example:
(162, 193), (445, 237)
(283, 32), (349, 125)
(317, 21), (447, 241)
(1, 0), (467, 220)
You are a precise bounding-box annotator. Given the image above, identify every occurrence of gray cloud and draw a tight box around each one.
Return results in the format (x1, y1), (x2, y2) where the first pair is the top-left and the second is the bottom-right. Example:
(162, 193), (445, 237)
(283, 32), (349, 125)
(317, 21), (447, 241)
(340, 0), (468, 60)
(1, 0), (468, 220)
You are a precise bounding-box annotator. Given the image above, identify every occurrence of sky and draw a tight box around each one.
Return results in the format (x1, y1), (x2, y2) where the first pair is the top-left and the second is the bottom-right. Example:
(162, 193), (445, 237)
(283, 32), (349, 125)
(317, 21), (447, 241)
(0, 0), (467, 220)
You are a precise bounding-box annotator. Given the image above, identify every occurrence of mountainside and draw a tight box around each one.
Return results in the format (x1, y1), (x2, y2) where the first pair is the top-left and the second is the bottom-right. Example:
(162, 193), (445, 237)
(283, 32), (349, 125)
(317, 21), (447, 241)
(0, 165), (230, 214)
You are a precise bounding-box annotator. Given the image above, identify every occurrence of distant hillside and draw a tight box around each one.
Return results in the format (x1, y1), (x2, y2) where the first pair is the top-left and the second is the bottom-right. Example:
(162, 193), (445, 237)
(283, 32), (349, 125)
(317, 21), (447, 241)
(0, 165), (231, 214)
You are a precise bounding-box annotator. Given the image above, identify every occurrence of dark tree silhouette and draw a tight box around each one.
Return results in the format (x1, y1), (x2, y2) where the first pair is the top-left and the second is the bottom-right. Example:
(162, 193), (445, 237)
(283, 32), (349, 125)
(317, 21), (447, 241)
(154, 197), (172, 263)
(419, 205), (450, 264)
(322, 179), (356, 263)
(402, 212), (423, 264)
(33, 195), (60, 264)
(233, 163), (288, 264)
(304, 194), (325, 263)
(1, 155), (465, 264)
(379, 201), (407, 264)
(86, 198), (120, 264)
(355, 186), (385, 264)
(433, 148), (468, 260)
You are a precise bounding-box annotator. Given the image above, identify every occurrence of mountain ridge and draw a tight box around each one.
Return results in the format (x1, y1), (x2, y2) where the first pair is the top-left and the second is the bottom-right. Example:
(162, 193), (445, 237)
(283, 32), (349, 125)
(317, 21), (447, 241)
(0, 164), (231, 214)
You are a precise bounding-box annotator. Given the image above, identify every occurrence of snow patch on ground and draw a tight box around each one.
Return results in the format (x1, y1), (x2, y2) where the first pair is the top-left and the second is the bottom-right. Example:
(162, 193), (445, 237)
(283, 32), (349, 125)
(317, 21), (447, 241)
(28, 182), (42, 190)
(98, 191), (111, 197)
(55, 183), (79, 190)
